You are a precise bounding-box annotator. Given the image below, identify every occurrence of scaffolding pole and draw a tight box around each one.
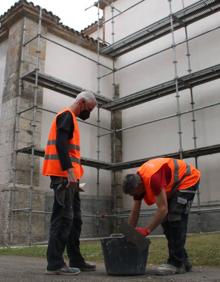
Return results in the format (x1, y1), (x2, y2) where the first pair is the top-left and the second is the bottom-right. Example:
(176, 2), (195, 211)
(96, 0), (123, 233)
(96, 0), (101, 235)
(40, 35), (112, 71)
(181, 0), (201, 230)
(27, 7), (43, 245)
(10, 204), (220, 217)
(22, 30), (113, 71)
(99, 101), (220, 138)
(110, 4), (119, 232)
(101, 0), (146, 26)
(168, 0), (183, 159)
(18, 105), (113, 132)
(12, 7), (44, 245)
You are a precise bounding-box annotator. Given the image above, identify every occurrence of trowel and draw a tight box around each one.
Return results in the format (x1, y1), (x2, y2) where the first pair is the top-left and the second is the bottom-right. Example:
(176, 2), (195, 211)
(79, 182), (86, 192)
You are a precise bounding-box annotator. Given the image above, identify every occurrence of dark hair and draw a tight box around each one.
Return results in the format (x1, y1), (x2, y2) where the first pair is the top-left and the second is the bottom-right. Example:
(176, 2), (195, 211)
(122, 174), (141, 194)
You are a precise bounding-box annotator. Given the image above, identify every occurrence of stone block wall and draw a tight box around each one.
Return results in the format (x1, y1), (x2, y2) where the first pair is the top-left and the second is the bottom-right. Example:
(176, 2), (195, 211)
(0, 16), (46, 244)
(45, 193), (113, 240)
(8, 187), (47, 243)
(136, 206), (220, 235)
(0, 188), (10, 244)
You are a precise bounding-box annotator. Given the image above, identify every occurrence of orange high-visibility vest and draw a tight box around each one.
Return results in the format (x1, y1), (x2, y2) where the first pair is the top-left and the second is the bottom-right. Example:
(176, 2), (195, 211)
(42, 108), (84, 179)
(137, 158), (200, 206)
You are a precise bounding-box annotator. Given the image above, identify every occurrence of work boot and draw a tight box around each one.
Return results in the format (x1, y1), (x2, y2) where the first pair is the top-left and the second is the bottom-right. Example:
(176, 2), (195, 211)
(70, 261), (96, 271)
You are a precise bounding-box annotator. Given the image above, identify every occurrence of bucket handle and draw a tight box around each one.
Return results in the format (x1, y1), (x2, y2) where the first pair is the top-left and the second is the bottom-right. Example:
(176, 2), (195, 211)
(110, 233), (125, 238)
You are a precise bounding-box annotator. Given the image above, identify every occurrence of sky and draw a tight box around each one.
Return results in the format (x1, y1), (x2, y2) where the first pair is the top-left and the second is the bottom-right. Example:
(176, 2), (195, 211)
(0, 0), (103, 32)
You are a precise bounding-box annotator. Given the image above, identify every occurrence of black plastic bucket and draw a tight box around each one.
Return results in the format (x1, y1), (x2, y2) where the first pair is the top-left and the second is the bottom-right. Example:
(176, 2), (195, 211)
(101, 234), (150, 275)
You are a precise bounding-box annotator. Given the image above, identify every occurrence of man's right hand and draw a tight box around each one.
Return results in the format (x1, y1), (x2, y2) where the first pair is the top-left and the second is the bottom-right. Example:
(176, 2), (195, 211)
(66, 168), (77, 188)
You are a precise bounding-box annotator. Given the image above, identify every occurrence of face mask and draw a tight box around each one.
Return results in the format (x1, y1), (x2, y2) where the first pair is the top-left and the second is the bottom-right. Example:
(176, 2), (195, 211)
(78, 110), (90, 120)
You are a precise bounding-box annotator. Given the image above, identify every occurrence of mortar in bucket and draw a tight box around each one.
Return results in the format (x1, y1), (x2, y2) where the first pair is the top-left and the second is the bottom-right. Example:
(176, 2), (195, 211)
(101, 223), (150, 275)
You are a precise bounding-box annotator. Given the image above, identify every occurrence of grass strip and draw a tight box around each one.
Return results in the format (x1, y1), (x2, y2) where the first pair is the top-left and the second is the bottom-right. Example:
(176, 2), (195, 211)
(0, 233), (219, 266)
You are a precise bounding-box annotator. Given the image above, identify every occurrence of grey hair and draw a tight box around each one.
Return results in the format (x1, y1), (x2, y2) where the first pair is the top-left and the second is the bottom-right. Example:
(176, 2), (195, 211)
(76, 90), (97, 105)
(122, 174), (141, 194)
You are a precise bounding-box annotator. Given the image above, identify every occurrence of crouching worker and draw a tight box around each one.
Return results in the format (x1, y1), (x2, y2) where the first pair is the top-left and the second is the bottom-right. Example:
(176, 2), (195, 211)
(122, 157), (200, 275)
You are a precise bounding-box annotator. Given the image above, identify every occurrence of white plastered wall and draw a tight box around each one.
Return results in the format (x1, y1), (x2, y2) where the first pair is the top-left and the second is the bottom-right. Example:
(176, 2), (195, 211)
(101, 0), (220, 209)
(39, 33), (113, 196)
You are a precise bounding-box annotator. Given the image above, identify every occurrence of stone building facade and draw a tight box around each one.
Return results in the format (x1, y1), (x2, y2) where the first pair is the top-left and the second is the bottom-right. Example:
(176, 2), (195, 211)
(0, 0), (220, 245)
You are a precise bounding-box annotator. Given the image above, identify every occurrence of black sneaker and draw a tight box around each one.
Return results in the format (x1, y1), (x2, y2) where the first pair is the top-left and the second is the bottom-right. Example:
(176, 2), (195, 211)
(70, 261), (96, 272)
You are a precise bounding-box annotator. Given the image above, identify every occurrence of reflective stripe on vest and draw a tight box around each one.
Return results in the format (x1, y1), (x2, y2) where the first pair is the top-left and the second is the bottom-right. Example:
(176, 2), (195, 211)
(172, 159), (191, 190)
(47, 140), (80, 151)
(44, 154), (81, 164)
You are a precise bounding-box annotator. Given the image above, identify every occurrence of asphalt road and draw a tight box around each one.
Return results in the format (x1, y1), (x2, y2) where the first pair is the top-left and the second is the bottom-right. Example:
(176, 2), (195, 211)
(0, 256), (220, 282)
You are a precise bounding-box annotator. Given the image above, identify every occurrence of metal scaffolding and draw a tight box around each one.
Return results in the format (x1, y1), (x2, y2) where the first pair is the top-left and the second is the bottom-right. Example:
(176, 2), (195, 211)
(91, 0), (220, 232)
(101, 0), (220, 57)
(8, 0), (220, 244)
(102, 64), (220, 110)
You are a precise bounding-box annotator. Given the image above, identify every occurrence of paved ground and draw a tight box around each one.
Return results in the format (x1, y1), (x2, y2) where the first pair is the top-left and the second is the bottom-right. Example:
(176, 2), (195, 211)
(0, 255), (220, 282)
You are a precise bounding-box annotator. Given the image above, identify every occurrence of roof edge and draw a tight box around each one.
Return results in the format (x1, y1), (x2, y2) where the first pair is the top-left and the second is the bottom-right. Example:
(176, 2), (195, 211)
(0, 0), (107, 53)
(81, 18), (104, 36)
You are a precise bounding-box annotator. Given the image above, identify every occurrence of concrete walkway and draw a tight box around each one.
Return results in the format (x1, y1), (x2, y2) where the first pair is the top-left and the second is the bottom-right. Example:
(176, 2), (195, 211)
(0, 255), (220, 282)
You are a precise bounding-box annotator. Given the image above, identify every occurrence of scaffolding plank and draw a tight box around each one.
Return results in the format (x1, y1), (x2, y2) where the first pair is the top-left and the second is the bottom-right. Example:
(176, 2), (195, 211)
(102, 64), (220, 110)
(22, 70), (112, 107)
(16, 144), (220, 171)
(16, 146), (111, 169)
(101, 0), (220, 57)
(110, 144), (220, 171)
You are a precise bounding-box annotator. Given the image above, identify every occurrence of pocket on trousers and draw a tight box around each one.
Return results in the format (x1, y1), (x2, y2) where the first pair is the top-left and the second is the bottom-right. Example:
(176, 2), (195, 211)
(168, 194), (193, 222)
(55, 184), (66, 207)
(51, 178), (68, 207)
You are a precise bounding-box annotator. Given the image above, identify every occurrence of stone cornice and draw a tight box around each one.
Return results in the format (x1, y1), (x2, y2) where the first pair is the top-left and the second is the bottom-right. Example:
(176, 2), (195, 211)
(0, 0), (106, 53)
(81, 18), (104, 37)
(0, 27), (8, 43)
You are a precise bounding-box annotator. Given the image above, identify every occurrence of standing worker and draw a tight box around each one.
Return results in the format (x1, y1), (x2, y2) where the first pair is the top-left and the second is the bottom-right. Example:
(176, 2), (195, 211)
(122, 157), (200, 275)
(43, 91), (97, 275)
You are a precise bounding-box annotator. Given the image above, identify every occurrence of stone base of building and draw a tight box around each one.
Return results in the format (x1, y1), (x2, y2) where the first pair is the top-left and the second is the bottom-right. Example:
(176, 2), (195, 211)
(137, 205), (220, 235)
(0, 186), (113, 245)
(1, 185), (220, 245)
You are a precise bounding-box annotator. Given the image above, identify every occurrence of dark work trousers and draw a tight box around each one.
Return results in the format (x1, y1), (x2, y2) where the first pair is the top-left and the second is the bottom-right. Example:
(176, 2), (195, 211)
(161, 182), (199, 268)
(47, 177), (84, 271)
